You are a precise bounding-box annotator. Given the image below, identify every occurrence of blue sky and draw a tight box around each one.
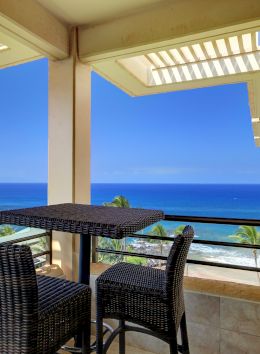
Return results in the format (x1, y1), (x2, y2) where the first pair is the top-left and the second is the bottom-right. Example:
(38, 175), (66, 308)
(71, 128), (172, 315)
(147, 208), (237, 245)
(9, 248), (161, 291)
(1, 58), (260, 183)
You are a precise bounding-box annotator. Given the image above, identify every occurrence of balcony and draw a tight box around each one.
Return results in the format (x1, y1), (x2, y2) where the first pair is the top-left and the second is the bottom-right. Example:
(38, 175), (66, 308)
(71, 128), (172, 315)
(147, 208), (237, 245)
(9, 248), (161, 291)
(1, 211), (259, 354)
(1, 1), (260, 353)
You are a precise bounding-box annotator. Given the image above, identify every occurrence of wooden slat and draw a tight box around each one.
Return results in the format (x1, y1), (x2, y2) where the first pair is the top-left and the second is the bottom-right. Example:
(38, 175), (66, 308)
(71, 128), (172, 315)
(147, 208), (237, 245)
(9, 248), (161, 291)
(149, 53), (165, 67)
(237, 34), (245, 54)
(157, 51), (171, 67)
(251, 32), (258, 51)
(180, 46), (194, 62)
(200, 43), (211, 60)
(188, 45), (201, 61)
(166, 50), (178, 65)
(212, 40), (222, 57)
(145, 54), (159, 67)
(170, 48), (186, 64)
(224, 38), (233, 56)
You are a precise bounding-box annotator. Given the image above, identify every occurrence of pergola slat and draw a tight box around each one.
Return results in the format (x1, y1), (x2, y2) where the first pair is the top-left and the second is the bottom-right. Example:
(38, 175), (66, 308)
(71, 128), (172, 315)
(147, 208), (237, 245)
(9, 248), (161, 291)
(126, 30), (260, 87)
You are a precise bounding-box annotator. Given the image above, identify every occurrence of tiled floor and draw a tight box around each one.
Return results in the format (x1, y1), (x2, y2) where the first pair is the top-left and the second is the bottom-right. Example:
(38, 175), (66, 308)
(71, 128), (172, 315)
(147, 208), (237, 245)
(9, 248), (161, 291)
(59, 338), (154, 354)
(100, 342), (154, 354)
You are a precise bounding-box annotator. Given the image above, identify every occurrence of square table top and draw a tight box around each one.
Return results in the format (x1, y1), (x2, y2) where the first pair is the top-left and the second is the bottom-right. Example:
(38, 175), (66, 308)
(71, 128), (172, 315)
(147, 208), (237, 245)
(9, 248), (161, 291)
(0, 203), (164, 239)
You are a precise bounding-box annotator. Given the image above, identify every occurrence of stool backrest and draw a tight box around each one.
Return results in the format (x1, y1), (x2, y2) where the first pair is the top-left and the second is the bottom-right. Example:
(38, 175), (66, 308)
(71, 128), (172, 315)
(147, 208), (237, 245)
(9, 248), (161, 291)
(165, 225), (194, 329)
(0, 244), (39, 353)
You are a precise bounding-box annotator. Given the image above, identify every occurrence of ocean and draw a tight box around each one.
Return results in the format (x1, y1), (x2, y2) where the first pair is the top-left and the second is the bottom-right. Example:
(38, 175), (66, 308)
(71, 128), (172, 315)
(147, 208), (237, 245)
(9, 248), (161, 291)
(0, 183), (259, 267)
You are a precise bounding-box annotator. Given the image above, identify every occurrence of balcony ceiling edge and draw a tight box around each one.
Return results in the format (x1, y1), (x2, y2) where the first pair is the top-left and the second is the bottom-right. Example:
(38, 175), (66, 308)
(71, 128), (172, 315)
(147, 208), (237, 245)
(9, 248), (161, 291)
(78, 0), (260, 63)
(0, 0), (69, 61)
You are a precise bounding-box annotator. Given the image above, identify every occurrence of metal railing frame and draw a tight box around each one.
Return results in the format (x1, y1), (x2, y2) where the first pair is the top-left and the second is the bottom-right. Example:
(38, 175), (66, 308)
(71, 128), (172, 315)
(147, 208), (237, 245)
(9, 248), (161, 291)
(0, 231), (52, 265)
(95, 214), (260, 272)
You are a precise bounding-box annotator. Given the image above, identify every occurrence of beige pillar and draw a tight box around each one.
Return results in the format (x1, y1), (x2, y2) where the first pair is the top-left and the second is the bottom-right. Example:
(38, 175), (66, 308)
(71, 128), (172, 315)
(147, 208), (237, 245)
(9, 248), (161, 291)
(248, 79), (260, 147)
(48, 30), (91, 280)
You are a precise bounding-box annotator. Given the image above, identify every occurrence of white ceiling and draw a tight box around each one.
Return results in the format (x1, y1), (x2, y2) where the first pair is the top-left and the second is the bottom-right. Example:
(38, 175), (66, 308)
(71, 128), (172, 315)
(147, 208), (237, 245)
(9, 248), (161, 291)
(37, 0), (166, 26)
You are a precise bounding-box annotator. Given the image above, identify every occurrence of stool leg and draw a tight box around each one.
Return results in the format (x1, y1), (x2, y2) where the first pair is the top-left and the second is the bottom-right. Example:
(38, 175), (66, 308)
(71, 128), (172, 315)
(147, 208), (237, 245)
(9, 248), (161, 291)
(96, 290), (104, 354)
(169, 337), (178, 354)
(96, 314), (103, 354)
(82, 326), (90, 354)
(119, 320), (125, 354)
(180, 312), (190, 354)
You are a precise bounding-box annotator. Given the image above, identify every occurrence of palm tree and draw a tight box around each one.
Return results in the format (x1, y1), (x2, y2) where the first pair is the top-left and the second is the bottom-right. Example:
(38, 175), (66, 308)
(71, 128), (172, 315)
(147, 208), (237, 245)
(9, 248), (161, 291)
(229, 225), (260, 279)
(125, 256), (147, 266)
(148, 224), (168, 266)
(103, 195), (130, 208)
(0, 225), (15, 237)
(103, 196), (131, 255)
(98, 237), (124, 264)
(29, 236), (48, 254)
(173, 224), (186, 235)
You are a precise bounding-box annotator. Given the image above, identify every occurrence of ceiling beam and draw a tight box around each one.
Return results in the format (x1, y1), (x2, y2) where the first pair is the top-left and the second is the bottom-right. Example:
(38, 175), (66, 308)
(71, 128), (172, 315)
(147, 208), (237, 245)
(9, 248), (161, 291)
(79, 0), (260, 63)
(0, 0), (69, 59)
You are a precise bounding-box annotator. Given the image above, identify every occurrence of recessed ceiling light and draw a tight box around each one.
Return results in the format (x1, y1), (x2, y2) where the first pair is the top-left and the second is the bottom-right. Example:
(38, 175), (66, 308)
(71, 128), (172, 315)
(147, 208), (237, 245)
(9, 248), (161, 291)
(0, 43), (9, 51)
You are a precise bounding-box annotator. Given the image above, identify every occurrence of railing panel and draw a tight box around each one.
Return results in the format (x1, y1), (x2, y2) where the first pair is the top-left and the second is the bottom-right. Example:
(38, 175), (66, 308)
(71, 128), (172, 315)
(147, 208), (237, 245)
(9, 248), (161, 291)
(0, 227), (52, 267)
(95, 214), (260, 272)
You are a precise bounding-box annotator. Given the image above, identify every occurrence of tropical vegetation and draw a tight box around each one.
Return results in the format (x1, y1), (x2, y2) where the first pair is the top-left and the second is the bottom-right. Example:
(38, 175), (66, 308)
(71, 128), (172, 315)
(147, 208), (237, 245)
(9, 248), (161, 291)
(98, 197), (190, 266)
(0, 225), (15, 237)
(148, 224), (169, 266)
(173, 224), (186, 235)
(229, 225), (260, 272)
(103, 195), (130, 208)
(98, 195), (131, 264)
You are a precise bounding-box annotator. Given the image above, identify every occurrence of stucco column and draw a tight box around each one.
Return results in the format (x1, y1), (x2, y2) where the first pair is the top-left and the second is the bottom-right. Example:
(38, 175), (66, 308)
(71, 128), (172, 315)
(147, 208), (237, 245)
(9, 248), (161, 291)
(248, 79), (260, 147)
(48, 30), (91, 280)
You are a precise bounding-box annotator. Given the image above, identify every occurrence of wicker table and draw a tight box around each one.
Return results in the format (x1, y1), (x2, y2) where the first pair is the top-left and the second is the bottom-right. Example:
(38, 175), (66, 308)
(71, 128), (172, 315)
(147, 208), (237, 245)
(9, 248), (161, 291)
(0, 203), (164, 285)
(0, 203), (164, 352)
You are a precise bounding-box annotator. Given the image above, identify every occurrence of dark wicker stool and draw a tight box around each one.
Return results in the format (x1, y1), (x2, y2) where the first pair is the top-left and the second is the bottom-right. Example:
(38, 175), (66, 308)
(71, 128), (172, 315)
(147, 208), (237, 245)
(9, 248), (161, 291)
(0, 244), (91, 354)
(96, 225), (194, 354)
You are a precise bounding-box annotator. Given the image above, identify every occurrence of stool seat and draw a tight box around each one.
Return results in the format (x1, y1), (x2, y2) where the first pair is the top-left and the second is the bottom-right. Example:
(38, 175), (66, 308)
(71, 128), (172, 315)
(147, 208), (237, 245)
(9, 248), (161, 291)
(37, 275), (91, 353)
(96, 225), (194, 354)
(97, 263), (169, 333)
(0, 244), (91, 354)
(97, 262), (166, 295)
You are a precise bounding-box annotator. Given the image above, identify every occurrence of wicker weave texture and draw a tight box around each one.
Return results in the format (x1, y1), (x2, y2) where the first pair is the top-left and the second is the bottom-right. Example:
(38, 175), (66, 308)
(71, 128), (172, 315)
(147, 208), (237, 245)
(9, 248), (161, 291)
(0, 244), (39, 353)
(97, 263), (169, 334)
(0, 203), (164, 239)
(96, 225), (194, 345)
(165, 225), (194, 329)
(0, 244), (91, 354)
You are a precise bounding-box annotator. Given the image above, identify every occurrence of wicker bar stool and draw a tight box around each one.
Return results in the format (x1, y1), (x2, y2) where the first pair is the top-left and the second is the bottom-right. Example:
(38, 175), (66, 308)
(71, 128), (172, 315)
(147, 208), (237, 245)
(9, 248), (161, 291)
(0, 244), (91, 354)
(96, 225), (194, 354)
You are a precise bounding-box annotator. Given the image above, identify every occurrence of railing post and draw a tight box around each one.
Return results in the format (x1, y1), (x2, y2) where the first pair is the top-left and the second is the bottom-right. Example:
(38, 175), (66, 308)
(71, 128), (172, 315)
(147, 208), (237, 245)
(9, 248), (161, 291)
(92, 236), (97, 263)
(48, 231), (53, 265)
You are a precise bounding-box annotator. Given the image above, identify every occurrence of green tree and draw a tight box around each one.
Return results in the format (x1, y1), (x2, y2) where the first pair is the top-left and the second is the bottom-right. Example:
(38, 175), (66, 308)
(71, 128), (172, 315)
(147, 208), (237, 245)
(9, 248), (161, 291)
(0, 225), (15, 237)
(148, 224), (168, 266)
(29, 236), (48, 254)
(98, 237), (124, 264)
(173, 224), (186, 235)
(229, 225), (260, 277)
(103, 195), (130, 208)
(125, 256), (148, 266)
(104, 195), (131, 251)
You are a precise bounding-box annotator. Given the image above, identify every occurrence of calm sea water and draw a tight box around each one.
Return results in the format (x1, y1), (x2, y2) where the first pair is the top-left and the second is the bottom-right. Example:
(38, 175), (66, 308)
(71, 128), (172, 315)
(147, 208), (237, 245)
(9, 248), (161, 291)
(1, 183), (260, 266)
(1, 183), (260, 243)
